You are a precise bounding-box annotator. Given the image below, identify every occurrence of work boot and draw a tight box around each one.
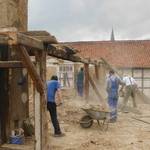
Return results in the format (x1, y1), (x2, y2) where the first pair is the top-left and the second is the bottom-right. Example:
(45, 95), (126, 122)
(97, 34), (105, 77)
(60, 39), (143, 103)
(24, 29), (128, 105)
(109, 118), (117, 123)
(53, 133), (65, 137)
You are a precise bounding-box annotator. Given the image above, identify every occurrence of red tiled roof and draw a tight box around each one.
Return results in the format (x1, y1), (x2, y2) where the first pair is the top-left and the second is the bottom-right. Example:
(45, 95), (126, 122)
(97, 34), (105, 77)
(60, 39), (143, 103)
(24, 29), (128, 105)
(64, 40), (150, 68)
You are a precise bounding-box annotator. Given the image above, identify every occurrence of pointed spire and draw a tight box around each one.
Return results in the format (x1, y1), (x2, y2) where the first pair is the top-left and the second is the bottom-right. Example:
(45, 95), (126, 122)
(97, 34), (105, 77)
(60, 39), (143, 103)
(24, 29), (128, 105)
(110, 28), (115, 41)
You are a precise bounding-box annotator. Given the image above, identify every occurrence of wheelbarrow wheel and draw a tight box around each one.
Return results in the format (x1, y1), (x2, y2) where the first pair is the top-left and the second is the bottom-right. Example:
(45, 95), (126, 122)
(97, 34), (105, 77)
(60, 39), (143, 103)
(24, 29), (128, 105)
(80, 115), (93, 128)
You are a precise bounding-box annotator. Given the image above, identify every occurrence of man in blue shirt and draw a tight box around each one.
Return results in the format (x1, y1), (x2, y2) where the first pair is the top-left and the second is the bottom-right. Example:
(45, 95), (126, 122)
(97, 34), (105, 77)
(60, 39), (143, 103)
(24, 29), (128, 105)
(47, 75), (64, 137)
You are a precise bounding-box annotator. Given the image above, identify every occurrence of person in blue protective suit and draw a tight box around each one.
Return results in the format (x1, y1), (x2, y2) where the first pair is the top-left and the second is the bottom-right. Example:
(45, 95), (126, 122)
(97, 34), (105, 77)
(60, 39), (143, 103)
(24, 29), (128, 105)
(47, 75), (65, 137)
(106, 70), (122, 123)
(76, 67), (84, 97)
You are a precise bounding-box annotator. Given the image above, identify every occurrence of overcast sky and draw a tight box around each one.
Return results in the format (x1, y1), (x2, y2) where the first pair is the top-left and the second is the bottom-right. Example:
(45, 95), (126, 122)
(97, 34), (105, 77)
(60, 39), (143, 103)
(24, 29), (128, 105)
(28, 0), (150, 42)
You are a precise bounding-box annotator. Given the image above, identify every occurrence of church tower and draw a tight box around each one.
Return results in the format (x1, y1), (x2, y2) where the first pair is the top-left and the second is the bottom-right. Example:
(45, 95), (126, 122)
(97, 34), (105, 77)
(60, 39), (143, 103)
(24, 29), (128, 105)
(110, 28), (115, 41)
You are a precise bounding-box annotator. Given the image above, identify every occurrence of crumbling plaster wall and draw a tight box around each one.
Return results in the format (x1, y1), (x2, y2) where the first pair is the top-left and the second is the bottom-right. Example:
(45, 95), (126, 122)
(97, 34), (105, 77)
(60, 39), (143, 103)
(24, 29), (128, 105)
(0, 0), (28, 31)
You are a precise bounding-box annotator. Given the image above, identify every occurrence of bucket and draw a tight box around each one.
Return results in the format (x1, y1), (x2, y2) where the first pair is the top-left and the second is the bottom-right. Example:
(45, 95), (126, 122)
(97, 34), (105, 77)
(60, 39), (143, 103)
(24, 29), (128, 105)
(9, 135), (24, 144)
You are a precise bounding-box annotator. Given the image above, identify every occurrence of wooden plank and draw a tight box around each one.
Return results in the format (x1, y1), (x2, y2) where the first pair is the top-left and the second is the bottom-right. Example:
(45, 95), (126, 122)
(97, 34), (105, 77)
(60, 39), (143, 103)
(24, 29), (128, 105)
(21, 31), (51, 36)
(0, 61), (24, 68)
(137, 115), (150, 118)
(1, 143), (33, 150)
(89, 74), (103, 100)
(0, 61), (35, 68)
(100, 58), (121, 77)
(17, 33), (44, 50)
(132, 117), (150, 125)
(84, 63), (89, 99)
(89, 74), (107, 109)
(21, 31), (58, 44)
(19, 46), (45, 94)
(0, 27), (17, 32)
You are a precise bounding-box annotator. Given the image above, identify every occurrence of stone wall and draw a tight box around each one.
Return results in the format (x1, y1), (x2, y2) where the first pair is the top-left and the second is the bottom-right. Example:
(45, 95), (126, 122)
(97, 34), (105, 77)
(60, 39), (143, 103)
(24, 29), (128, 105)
(0, 0), (28, 31)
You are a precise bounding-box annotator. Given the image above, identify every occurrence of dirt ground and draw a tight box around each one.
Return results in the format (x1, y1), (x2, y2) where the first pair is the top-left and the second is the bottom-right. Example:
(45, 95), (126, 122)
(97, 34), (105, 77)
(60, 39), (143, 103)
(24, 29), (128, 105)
(48, 89), (150, 150)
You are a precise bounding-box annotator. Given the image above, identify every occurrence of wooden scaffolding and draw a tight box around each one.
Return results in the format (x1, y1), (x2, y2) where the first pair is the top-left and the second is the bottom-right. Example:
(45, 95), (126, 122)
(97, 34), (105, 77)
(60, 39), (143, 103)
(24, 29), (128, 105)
(0, 1), (107, 150)
(0, 28), (108, 150)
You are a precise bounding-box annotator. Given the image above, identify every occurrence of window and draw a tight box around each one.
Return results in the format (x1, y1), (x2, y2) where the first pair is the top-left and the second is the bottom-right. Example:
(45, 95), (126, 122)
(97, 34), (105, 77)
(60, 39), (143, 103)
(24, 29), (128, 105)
(58, 64), (74, 88)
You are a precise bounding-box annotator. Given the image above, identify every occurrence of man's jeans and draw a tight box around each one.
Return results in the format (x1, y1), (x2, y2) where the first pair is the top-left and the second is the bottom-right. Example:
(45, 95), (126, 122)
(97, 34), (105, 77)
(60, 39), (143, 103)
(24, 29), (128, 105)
(77, 84), (83, 97)
(47, 102), (61, 134)
(108, 96), (118, 120)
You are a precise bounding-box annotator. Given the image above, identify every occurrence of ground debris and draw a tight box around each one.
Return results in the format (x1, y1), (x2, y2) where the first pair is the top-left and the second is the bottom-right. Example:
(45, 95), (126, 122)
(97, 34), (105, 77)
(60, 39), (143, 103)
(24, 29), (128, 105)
(45, 90), (150, 150)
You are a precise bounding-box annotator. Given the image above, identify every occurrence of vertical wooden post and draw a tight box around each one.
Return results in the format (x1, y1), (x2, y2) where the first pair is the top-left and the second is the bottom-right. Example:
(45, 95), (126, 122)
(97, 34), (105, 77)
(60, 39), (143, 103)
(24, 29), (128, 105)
(19, 46), (47, 150)
(95, 65), (99, 80)
(35, 50), (48, 150)
(88, 74), (107, 108)
(39, 51), (49, 150)
(141, 69), (144, 93)
(35, 52), (42, 150)
(84, 63), (89, 99)
(34, 91), (41, 150)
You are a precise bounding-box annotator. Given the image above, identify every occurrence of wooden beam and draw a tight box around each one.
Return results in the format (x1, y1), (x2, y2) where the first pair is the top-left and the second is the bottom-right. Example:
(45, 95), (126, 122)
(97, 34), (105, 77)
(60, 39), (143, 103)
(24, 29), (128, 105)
(17, 33), (44, 50)
(95, 65), (99, 80)
(141, 68), (144, 93)
(47, 44), (82, 62)
(100, 58), (121, 77)
(89, 74), (107, 108)
(32, 36), (57, 44)
(0, 61), (24, 68)
(132, 117), (150, 125)
(37, 51), (49, 150)
(84, 63), (89, 99)
(47, 44), (99, 65)
(21, 31), (58, 44)
(0, 35), (9, 44)
(21, 31), (51, 36)
(34, 52), (42, 150)
(34, 85), (42, 150)
(19, 45), (45, 94)
(0, 30), (18, 45)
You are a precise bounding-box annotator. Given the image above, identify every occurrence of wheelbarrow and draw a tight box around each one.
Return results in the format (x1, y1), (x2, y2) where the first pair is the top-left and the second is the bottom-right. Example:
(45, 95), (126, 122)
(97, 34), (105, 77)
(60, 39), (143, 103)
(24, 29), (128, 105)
(80, 108), (110, 131)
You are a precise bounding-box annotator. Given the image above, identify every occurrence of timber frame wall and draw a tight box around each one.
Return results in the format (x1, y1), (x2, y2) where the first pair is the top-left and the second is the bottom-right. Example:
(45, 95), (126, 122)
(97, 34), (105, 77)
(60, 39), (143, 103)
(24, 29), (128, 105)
(117, 67), (150, 96)
(0, 0), (119, 149)
(0, 29), (105, 150)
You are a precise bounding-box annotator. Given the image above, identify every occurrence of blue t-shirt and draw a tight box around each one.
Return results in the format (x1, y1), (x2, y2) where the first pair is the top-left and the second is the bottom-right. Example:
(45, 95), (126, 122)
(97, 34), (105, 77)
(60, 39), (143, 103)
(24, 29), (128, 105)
(47, 80), (60, 102)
